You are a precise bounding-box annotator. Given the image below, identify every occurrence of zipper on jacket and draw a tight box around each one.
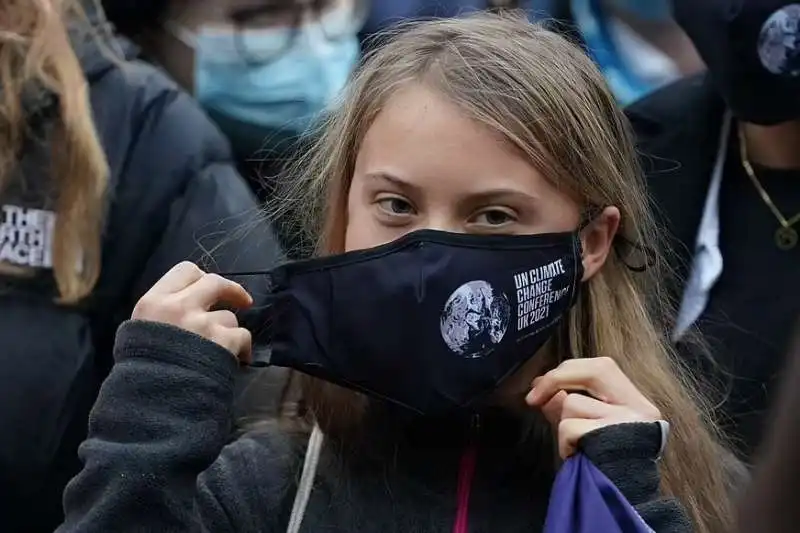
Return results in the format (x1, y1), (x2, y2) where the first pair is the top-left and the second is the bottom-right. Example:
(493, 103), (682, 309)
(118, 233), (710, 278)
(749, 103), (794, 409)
(453, 414), (480, 533)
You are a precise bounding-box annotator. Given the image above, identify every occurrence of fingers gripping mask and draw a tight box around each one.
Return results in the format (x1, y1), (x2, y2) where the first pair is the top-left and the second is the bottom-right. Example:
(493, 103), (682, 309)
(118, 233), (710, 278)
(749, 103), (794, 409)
(239, 229), (584, 416)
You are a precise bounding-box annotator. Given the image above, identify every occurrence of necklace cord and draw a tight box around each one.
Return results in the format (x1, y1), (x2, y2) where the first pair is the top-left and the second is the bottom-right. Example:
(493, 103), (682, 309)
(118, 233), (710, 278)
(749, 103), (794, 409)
(737, 124), (800, 228)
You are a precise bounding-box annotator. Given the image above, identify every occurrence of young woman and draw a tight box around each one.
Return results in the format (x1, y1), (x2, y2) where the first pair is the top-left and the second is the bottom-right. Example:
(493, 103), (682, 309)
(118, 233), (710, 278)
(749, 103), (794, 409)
(0, 1), (282, 531)
(59, 12), (735, 533)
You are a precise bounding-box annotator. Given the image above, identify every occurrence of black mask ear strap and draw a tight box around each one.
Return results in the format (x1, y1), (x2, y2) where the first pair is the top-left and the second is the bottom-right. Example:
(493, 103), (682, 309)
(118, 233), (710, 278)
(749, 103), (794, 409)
(221, 270), (274, 279)
(215, 270), (282, 368)
(579, 205), (656, 273)
(219, 269), (284, 293)
(612, 236), (657, 273)
(248, 345), (273, 368)
(578, 206), (603, 231)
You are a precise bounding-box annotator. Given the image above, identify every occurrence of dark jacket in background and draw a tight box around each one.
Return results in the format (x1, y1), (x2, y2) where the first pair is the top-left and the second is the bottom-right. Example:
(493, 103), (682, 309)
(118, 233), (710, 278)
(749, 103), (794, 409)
(626, 73), (800, 458)
(736, 324), (800, 533)
(57, 320), (692, 533)
(0, 27), (284, 533)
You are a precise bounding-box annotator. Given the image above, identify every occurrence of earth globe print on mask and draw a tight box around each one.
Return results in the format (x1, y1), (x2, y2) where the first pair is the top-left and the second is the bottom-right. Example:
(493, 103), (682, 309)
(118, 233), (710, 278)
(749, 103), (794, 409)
(439, 280), (511, 359)
(758, 4), (800, 77)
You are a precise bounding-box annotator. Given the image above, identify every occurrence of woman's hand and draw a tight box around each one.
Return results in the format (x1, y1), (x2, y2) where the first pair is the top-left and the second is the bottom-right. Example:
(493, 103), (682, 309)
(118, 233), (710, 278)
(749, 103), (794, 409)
(525, 357), (662, 459)
(132, 262), (254, 363)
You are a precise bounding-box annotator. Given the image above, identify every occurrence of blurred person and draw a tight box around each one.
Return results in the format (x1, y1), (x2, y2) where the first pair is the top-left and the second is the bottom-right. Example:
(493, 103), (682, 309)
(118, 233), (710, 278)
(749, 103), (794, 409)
(735, 322), (800, 533)
(0, 1), (283, 531)
(359, 0), (550, 48)
(626, 0), (800, 459)
(102, 0), (368, 414)
(550, 0), (704, 105)
(103, 0), (367, 205)
(59, 13), (738, 533)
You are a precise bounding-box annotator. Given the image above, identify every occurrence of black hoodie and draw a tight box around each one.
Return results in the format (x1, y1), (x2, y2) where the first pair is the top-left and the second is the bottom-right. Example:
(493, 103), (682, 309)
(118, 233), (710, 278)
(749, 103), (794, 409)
(58, 321), (693, 533)
(0, 9), (283, 532)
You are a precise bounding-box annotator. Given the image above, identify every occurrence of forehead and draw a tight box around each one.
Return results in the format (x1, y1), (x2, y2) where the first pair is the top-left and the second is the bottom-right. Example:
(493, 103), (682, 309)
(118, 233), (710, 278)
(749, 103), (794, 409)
(354, 83), (550, 198)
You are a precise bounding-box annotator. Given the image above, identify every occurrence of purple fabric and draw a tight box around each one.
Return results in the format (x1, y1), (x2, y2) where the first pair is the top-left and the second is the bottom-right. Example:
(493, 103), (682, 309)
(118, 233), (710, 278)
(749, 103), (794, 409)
(544, 454), (655, 533)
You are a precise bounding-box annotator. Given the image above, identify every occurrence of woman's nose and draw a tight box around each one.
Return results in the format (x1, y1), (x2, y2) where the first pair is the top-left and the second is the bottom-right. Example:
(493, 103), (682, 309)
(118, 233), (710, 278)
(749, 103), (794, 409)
(420, 214), (463, 234)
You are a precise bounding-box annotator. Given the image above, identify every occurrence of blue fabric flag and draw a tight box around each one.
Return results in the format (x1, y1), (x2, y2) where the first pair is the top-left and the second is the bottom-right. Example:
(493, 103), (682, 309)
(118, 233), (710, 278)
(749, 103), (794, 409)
(544, 453), (655, 533)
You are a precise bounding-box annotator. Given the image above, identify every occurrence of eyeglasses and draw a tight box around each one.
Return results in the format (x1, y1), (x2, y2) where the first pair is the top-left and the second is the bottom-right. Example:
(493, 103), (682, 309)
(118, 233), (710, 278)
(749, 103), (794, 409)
(228, 0), (369, 65)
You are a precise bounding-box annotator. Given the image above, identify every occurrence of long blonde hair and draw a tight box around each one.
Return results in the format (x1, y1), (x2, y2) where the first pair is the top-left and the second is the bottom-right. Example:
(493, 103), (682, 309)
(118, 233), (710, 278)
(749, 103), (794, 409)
(0, 0), (108, 303)
(276, 12), (733, 533)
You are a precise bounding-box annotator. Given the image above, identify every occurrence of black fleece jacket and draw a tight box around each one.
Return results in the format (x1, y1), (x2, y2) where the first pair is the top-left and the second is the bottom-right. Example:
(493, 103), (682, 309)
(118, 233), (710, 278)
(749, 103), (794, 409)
(58, 321), (693, 533)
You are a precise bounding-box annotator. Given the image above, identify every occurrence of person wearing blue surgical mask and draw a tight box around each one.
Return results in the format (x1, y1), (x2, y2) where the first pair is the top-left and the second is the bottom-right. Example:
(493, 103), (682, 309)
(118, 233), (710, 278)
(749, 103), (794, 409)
(104, 0), (366, 203)
(102, 0), (364, 426)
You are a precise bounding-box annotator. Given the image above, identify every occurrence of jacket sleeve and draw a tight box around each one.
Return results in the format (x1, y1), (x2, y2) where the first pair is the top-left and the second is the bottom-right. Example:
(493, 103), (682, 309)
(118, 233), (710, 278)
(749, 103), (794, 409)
(580, 423), (693, 533)
(59, 321), (296, 533)
(58, 321), (243, 533)
(94, 69), (285, 342)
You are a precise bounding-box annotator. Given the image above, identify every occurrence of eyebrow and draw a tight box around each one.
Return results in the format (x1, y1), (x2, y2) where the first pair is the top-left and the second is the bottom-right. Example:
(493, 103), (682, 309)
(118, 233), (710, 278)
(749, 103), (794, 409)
(365, 172), (421, 194)
(465, 189), (540, 205)
(365, 172), (539, 204)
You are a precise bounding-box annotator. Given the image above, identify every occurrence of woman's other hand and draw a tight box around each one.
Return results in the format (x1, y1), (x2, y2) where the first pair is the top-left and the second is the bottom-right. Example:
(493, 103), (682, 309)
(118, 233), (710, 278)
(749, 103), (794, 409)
(526, 357), (662, 459)
(132, 261), (254, 363)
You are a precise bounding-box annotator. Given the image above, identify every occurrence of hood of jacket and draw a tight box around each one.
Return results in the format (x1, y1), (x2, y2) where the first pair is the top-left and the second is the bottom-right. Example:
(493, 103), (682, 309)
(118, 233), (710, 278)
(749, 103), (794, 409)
(8, 1), (139, 120)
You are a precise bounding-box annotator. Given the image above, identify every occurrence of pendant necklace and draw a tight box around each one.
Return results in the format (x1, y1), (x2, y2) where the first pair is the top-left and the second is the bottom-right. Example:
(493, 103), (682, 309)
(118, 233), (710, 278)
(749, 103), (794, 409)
(738, 124), (800, 251)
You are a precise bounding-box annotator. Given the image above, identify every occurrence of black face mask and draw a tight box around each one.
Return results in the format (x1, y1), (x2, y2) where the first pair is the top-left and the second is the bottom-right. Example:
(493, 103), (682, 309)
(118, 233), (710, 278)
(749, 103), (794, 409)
(233, 229), (584, 416)
(673, 0), (800, 125)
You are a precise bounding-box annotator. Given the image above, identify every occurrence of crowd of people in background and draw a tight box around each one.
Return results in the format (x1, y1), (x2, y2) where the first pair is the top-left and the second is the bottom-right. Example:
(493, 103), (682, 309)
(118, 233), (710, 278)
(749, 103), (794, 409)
(0, 0), (798, 532)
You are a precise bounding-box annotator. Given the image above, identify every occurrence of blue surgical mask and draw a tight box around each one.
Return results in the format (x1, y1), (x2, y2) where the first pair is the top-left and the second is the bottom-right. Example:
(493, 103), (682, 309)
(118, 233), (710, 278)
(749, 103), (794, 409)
(606, 0), (673, 21)
(166, 7), (360, 135)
